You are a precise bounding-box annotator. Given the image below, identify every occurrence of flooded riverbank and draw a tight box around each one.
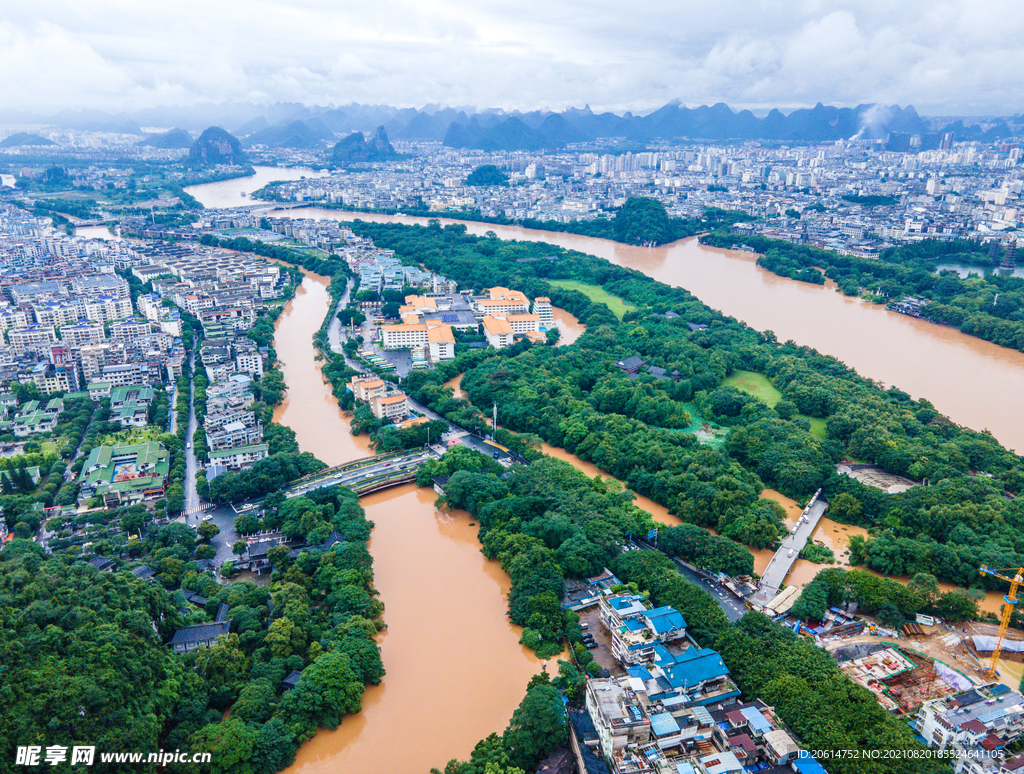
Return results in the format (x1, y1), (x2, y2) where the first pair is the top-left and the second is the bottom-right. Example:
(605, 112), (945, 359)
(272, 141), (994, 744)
(286, 485), (546, 774)
(275, 207), (1024, 455)
(261, 266), (548, 773)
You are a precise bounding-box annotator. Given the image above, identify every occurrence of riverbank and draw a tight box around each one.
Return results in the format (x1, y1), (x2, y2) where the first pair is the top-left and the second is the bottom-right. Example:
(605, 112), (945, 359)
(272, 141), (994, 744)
(256, 254), (550, 774)
(273, 206), (1024, 456)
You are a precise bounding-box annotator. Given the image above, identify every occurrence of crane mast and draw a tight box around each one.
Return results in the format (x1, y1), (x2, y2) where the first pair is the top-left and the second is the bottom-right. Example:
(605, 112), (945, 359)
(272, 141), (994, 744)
(978, 566), (1024, 680)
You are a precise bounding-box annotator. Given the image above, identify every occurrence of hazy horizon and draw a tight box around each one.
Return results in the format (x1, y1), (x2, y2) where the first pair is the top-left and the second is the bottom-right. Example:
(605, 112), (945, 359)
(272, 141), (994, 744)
(2, 0), (1023, 118)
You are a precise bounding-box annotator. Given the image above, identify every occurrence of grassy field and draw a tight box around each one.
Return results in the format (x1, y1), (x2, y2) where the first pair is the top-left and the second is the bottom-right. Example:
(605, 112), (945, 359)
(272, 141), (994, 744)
(98, 427), (163, 447)
(806, 417), (827, 440)
(723, 370), (782, 406)
(723, 370), (826, 440)
(549, 280), (636, 320)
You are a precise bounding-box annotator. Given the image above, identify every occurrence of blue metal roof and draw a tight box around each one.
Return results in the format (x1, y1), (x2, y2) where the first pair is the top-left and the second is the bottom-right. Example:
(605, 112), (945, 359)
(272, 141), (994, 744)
(739, 706), (772, 735)
(663, 648), (730, 689)
(609, 595), (644, 610)
(979, 708), (1008, 723)
(650, 712), (679, 737)
(644, 606), (687, 633)
(627, 665), (653, 681)
(793, 756), (829, 774)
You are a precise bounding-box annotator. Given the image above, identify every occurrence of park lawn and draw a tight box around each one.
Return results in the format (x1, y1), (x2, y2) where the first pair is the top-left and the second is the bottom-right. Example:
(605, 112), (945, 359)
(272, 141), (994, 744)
(723, 370), (782, 406)
(98, 427), (163, 447)
(549, 280), (636, 320)
(39, 440), (59, 455)
(807, 417), (827, 440)
(724, 369), (828, 439)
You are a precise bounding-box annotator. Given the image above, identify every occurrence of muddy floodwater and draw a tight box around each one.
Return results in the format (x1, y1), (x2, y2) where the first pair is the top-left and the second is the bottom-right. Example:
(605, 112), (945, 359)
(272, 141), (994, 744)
(262, 266), (546, 773)
(285, 486), (546, 774)
(182, 180), (1024, 766)
(550, 306), (586, 346)
(270, 270), (372, 466)
(277, 207), (1024, 455)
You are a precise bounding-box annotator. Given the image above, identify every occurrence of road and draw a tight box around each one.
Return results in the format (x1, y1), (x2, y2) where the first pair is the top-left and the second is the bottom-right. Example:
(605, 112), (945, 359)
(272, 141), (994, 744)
(326, 277), (352, 353)
(183, 349), (202, 525)
(631, 541), (748, 623)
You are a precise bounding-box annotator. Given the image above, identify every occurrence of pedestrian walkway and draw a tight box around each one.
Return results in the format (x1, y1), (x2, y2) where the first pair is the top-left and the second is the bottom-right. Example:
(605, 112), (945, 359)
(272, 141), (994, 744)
(184, 502), (214, 518)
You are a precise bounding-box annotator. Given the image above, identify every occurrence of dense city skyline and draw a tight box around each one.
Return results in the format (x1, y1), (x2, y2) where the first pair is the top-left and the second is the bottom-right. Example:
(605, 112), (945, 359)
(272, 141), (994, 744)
(3, 0), (1023, 117)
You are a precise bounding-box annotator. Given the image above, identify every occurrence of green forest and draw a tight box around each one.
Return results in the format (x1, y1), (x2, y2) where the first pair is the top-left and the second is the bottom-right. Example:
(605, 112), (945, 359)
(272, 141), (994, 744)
(0, 485), (384, 774)
(349, 219), (1024, 596)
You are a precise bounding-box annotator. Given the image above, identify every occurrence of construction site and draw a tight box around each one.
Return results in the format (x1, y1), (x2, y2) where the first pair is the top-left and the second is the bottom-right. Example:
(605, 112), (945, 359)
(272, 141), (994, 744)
(831, 641), (973, 713)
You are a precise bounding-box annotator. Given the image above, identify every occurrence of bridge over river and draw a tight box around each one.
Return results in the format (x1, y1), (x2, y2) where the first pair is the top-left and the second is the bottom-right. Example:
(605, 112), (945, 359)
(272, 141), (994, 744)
(283, 447), (440, 499)
(749, 490), (828, 608)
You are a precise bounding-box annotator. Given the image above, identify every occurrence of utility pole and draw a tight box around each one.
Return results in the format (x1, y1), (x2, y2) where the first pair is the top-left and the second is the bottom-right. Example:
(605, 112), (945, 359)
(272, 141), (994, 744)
(492, 402), (497, 441)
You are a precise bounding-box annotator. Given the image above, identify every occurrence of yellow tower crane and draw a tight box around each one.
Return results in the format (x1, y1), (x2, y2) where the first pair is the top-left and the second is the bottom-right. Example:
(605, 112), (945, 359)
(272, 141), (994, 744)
(978, 566), (1024, 679)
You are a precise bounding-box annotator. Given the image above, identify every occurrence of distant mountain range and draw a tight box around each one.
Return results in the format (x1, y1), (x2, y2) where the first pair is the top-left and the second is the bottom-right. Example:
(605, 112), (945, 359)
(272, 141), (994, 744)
(4, 101), (1022, 152)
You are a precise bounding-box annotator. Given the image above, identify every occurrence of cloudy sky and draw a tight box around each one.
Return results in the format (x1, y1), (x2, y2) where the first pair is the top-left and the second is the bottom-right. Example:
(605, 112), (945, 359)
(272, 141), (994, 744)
(2, 0), (1022, 116)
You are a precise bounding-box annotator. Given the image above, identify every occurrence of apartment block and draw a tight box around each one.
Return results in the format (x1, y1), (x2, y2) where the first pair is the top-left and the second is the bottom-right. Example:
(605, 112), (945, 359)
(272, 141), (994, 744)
(370, 392), (409, 422)
(208, 443), (269, 471)
(349, 375), (388, 403)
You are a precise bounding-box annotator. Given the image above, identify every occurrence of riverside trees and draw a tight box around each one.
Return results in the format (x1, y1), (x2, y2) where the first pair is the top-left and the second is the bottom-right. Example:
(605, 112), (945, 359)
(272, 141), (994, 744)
(351, 219), (1024, 590)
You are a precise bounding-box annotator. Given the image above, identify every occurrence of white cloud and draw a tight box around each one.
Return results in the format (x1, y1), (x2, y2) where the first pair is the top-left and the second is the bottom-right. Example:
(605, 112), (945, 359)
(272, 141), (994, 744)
(1, 0), (1022, 115)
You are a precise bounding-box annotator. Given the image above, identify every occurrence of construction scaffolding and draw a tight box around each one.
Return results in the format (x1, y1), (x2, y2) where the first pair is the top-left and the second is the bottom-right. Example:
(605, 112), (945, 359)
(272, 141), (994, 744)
(835, 644), (959, 714)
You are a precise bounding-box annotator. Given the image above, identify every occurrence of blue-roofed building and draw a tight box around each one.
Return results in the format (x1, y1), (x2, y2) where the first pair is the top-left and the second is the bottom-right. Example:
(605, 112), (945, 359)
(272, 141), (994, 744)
(643, 606), (687, 638)
(600, 593), (689, 667)
(792, 755), (829, 774)
(661, 647), (739, 707)
(624, 643), (740, 710)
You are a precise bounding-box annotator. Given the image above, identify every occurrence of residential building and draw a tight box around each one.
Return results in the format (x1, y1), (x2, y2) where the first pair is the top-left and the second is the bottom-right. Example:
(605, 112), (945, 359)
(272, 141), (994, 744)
(533, 296), (555, 327)
(917, 686), (1024, 773)
(474, 287), (530, 316)
(207, 374), (254, 403)
(399, 294), (438, 315)
(208, 443), (269, 471)
(370, 392), (409, 422)
(585, 678), (651, 762)
(100, 363), (150, 387)
(349, 375), (388, 403)
(59, 322), (106, 347)
(380, 318), (456, 355)
(204, 409), (259, 432)
(482, 314), (514, 348)
(11, 398), (63, 437)
(206, 420), (263, 450)
(109, 317), (153, 345)
(427, 323), (455, 361)
(235, 351), (264, 378)
(8, 326), (56, 355)
(109, 385), (154, 428)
